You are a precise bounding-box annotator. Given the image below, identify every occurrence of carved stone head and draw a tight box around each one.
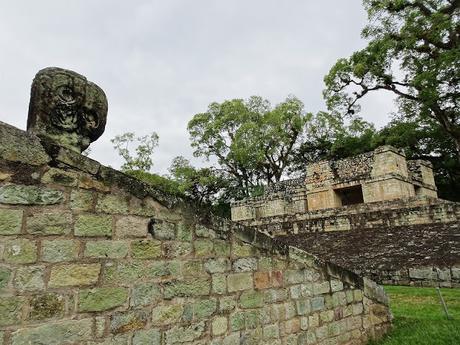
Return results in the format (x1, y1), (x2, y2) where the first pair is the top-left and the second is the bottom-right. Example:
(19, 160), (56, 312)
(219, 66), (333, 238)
(27, 67), (108, 152)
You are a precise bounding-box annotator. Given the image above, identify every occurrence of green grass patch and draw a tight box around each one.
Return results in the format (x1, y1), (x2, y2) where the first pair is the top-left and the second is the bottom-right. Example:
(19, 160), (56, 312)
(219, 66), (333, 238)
(370, 286), (460, 345)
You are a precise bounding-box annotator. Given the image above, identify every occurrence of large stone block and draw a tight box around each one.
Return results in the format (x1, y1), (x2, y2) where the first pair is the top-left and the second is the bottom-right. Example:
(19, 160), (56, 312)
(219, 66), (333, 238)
(131, 240), (162, 259)
(29, 293), (65, 320)
(110, 309), (149, 334)
(152, 304), (183, 325)
(0, 296), (24, 326)
(74, 214), (112, 237)
(0, 208), (23, 235)
(11, 318), (93, 345)
(48, 263), (101, 287)
(115, 215), (149, 238)
(0, 185), (63, 205)
(227, 273), (253, 292)
(78, 287), (128, 312)
(13, 266), (45, 291)
(84, 240), (129, 259)
(3, 239), (37, 264)
(27, 211), (72, 235)
(42, 239), (79, 262)
(96, 194), (129, 214)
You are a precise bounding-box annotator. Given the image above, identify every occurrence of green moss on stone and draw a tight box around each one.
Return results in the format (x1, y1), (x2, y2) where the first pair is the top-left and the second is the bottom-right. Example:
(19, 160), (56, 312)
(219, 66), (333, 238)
(0, 208), (23, 235)
(78, 287), (128, 312)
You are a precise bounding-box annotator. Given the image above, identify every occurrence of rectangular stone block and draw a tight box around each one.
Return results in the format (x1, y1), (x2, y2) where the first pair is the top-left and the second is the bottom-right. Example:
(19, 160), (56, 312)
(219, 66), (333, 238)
(48, 263), (101, 287)
(0, 296), (25, 326)
(75, 214), (112, 237)
(13, 266), (45, 291)
(11, 318), (93, 345)
(227, 273), (253, 292)
(84, 240), (129, 259)
(163, 278), (211, 299)
(27, 211), (72, 235)
(28, 293), (65, 321)
(3, 238), (37, 264)
(42, 239), (79, 262)
(0, 208), (22, 235)
(78, 287), (128, 312)
(110, 309), (149, 334)
(131, 240), (162, 259)
(96, 194), (129, 214)
(115, 216), (149, 238)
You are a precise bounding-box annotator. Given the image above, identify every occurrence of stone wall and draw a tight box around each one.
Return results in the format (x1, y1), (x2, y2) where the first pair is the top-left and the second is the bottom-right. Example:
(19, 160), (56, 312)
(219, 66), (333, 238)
(275, 222), (460, 288)
(237, 197), (460, 236)
(0, 121), (391, 345)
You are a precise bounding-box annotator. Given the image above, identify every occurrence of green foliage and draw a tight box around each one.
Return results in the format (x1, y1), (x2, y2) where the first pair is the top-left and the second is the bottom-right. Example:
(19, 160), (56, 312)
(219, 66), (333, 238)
(324, 0), (460, 158)
(370, 286), (460, 345)
(126, 170), (183, 198)
(188, 96), (309, 195)
(111, 132), (159, 172)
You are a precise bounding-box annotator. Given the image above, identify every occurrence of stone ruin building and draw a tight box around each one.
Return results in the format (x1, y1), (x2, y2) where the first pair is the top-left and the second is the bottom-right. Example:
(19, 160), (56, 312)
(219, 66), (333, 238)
(0, 67), (391, 344)
(231, 144), (460, 288)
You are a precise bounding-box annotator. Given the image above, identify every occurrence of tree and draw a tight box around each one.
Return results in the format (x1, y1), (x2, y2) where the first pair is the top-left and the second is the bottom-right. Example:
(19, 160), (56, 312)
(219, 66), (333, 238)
(168, 156), (231, 205)
(291, 112), (378, 173)
(324, 0), (460, 158)
(111, 132), (159, 172)
(187, 96), (309, 195)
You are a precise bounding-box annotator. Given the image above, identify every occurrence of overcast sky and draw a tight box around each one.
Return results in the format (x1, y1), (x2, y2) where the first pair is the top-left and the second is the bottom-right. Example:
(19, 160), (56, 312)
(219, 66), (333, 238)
(0, 0), (396, 174)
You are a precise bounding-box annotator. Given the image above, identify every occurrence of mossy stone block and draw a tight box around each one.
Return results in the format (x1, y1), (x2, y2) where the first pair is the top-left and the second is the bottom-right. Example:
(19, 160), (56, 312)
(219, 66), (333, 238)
(75, 214), (112, 237)
(78, 287), (128, 312)
(0, 208), (23, 235)
(3, 239), (37, 264)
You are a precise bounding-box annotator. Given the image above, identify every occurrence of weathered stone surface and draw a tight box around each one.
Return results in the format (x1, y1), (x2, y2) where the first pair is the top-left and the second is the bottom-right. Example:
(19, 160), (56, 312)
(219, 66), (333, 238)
(115, 215), (149, 238)
(163, 278), (211, 299)
(0, 267), (12, 289)
(0, 185), (63, 205)
(0, 208), (23, 235)
(131, 240), (162, 259)
(3, 239), (37, 264)
(57, 147), (100, 174)
(27, 67), (108, 152)
(48, 263), (101, 287)
(131, 283), (162, 307)
(132, 329), (161, 345)
(70, 189), (94, 211)
(233, 258), (257, 272)
(0, 121), (50, 166)
(78, 287), (128, 312)
(153, 221), (176, 240)
(152, 304), (183, 325)
(11, 318), (93, 345)
(74, 214), (112, 237)
(212, 316), (228, 336)
(42, 167), (79, 186)
(165, 322), (205, 344)
(13, 266), (45, 291)
(205, 258), (230, 274)
(227, 273), (253, 292)
(29, 293), (65, 320)
(42, 239), (79, 262)
(96, 194), (129, 214)
(110, 309), (149, 334)
(239, 290), (264, 309)
(27, 211), (72, 235)
(84, 240), (128, 259)
(0, 296), (24, 326)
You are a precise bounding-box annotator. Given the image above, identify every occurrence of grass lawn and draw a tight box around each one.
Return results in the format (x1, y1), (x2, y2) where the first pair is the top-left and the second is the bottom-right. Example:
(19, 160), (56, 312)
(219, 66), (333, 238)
(370, 285), (460, 345)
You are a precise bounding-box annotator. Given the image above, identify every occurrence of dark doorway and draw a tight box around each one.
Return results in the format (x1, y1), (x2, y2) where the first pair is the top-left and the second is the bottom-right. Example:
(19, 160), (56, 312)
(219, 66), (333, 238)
(334, 185), (364, 206)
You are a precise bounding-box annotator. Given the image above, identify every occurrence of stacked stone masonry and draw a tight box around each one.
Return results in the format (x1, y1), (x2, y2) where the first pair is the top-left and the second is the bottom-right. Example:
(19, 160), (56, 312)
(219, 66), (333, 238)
(0, 121), (391, 345)
(231, 146), (439, 222)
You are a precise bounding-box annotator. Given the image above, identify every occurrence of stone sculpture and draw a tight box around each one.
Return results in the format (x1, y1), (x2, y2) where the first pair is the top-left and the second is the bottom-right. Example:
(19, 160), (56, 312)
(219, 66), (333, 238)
(27, 67), (108, 152)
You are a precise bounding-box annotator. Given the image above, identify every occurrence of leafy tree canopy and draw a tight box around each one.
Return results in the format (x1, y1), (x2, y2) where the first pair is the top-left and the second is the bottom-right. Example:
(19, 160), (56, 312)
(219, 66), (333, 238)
(187, 96), (309, 195)
(324, 0), (460, 157)
(111, 132), (159, 172)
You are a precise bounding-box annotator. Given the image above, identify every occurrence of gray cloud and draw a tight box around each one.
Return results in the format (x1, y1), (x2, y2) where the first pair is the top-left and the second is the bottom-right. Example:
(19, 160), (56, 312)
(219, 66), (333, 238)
(0, 0), (396, 174)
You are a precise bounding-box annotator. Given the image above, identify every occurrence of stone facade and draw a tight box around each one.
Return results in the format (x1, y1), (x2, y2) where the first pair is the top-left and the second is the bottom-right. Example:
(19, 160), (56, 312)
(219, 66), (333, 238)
(276, 222), (460, 288)
(231, 146), (438, 222)
(0, 68), (391, 345)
